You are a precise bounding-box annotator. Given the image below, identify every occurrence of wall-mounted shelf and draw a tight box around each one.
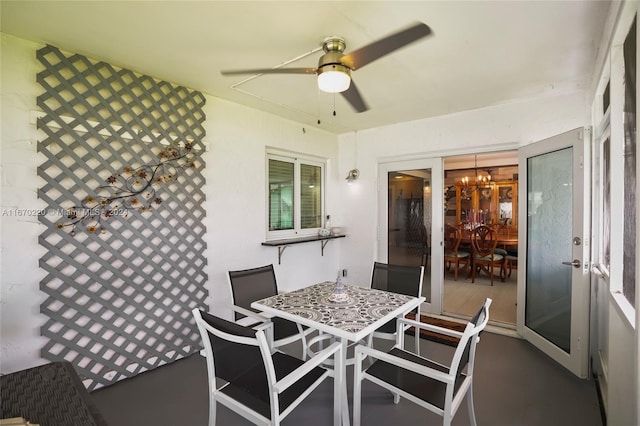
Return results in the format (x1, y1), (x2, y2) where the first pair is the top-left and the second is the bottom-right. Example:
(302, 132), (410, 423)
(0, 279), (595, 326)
(261, 234), (346, 264)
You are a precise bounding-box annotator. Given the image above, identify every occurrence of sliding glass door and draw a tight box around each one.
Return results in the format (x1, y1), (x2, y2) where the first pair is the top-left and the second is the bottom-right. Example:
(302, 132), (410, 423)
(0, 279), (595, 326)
(378, 158), (443, 313)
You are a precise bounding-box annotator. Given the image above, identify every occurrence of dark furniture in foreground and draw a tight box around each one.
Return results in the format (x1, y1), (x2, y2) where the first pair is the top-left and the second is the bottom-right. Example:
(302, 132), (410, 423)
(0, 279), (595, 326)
(0, 361), (108, 426)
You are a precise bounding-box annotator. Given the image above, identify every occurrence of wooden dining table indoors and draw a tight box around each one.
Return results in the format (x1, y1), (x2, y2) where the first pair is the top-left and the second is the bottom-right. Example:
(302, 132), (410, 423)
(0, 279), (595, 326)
(251, 281), (425, 426)
(458, 226), (518, 247)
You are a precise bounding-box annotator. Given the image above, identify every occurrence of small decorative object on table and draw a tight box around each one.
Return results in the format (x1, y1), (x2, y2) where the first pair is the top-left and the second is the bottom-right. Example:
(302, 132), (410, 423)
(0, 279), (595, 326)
(328, 272), (349, 303)
(318, 228), (331, 237)
(318, 214), (333, 237)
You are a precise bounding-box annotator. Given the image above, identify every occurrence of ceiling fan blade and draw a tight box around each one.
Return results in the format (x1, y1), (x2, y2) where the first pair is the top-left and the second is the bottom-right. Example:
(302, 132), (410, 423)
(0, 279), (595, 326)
(340, 22), (432, 70)
(341, 80), (369, 113)
(221, 67), (316, 76)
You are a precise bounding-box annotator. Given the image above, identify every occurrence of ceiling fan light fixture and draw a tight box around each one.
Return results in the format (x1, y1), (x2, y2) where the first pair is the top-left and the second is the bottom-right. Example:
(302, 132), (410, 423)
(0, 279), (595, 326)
(317, 64), (351, 93)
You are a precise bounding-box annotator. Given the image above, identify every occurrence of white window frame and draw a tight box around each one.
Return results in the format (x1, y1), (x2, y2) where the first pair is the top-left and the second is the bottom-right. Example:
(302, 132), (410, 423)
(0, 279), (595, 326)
(597, 107), (611, 278)
(266, 149), (325, 240)
(593, 7), (637, 325)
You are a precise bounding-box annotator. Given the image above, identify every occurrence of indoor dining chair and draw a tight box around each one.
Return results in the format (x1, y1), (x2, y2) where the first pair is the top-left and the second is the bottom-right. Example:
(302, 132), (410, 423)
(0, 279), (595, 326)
(418, 224), (430, 267)
(353, 298), (492, 426)
(444, 224), (470, 280)
(489, 224), (517, 280)
(228, 264), (313, 358)
(192, 309), (341, 426)
(503, 248), (518, 280)
(369, 262), (424, 354)
(470, 225), (505, 286)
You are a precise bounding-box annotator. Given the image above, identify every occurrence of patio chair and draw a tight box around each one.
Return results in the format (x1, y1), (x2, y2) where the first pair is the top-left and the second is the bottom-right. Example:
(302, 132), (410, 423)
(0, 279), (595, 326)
(228, 264), (312, 358)
(353, 298), (492, 426)
(369, 262), (424, 354)
(192, 309), (341, 426)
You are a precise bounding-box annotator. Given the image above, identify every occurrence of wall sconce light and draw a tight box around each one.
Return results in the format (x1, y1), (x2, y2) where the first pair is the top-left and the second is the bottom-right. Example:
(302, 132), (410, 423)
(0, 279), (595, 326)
(345, 168), (360, 183)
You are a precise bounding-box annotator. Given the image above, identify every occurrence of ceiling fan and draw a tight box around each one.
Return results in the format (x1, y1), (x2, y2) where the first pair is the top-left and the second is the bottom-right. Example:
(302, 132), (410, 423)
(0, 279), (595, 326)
(220, 22), (432, 113)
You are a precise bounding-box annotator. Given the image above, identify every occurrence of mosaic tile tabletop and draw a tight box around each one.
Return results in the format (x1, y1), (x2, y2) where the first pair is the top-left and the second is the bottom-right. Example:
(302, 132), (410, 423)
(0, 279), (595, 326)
(253, 281), (417, 335)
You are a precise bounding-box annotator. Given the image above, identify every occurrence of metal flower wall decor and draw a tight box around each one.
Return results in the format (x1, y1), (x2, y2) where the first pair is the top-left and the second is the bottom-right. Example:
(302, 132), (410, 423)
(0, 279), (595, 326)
(57, 141), (199, 235)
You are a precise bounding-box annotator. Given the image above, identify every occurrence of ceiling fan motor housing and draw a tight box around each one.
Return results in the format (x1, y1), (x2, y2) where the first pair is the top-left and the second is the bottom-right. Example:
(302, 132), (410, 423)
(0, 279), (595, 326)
(318, 37), (351, 73)
(322, 37), (346, 53)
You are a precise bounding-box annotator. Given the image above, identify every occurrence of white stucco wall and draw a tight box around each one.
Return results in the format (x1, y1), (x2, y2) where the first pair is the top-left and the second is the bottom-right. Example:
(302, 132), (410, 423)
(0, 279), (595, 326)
(1, 35), (50, 373)
(203, 97), (343, 319)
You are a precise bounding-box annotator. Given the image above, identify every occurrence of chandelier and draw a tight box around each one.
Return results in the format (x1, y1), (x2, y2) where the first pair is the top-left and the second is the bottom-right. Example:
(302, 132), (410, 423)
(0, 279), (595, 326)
(460, 155), (492, 187)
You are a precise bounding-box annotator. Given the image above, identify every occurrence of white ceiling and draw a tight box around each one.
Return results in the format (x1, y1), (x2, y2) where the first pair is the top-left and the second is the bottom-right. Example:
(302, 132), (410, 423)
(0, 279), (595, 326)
(1, 1), (612, 134)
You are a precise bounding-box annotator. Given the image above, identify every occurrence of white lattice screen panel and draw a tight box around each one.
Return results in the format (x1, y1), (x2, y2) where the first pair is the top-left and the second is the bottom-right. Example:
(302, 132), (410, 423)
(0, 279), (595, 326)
(36, 45), (209, 390)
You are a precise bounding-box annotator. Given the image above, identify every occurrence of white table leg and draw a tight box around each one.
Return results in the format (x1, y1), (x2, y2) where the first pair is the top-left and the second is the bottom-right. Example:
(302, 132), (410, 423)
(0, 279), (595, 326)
(333, 338), (342, 426)
(339, 337), (350, 426)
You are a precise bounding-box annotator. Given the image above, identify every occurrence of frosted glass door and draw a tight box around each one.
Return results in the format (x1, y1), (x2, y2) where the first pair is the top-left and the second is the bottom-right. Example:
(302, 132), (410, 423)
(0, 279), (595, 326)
(517, 128), (590, 378)
(525, 148), (573, 353)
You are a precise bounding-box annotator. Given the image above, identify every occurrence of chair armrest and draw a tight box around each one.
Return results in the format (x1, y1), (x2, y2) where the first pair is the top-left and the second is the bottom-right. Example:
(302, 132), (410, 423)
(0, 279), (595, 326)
(236, 316), (262, 327)
(253, 321), (274, 333)
(273, 341), (341, 393)
(355, 344), (454, 385)
(307, 333), (334, 348)
(227, 304), (267, 325)
(397, 317), (464, 338)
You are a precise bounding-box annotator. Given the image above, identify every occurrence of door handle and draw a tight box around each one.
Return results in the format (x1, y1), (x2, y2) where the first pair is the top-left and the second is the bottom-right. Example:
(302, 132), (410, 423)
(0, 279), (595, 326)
(562, 259), (581, 268)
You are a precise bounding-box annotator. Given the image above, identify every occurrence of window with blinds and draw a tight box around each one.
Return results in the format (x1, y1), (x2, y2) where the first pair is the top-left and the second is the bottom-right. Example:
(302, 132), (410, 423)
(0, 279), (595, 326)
(269, 159), (294, 231)
(267, 151), (325, 238)
(300, 164), (322, 229)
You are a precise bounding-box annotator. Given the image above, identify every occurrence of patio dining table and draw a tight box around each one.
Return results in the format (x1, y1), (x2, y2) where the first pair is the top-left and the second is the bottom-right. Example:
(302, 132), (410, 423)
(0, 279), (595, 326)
(251, 281), (425, 426)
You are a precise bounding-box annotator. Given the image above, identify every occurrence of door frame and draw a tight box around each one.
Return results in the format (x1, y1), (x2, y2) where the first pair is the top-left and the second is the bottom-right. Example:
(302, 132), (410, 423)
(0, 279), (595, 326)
(516, 127), (591, 378)
(378, 157), (444, 314)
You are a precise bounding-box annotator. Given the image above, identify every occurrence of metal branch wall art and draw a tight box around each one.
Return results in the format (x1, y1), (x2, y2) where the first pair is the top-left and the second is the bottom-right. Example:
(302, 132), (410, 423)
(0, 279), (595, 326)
(58, 142), (199, 235)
